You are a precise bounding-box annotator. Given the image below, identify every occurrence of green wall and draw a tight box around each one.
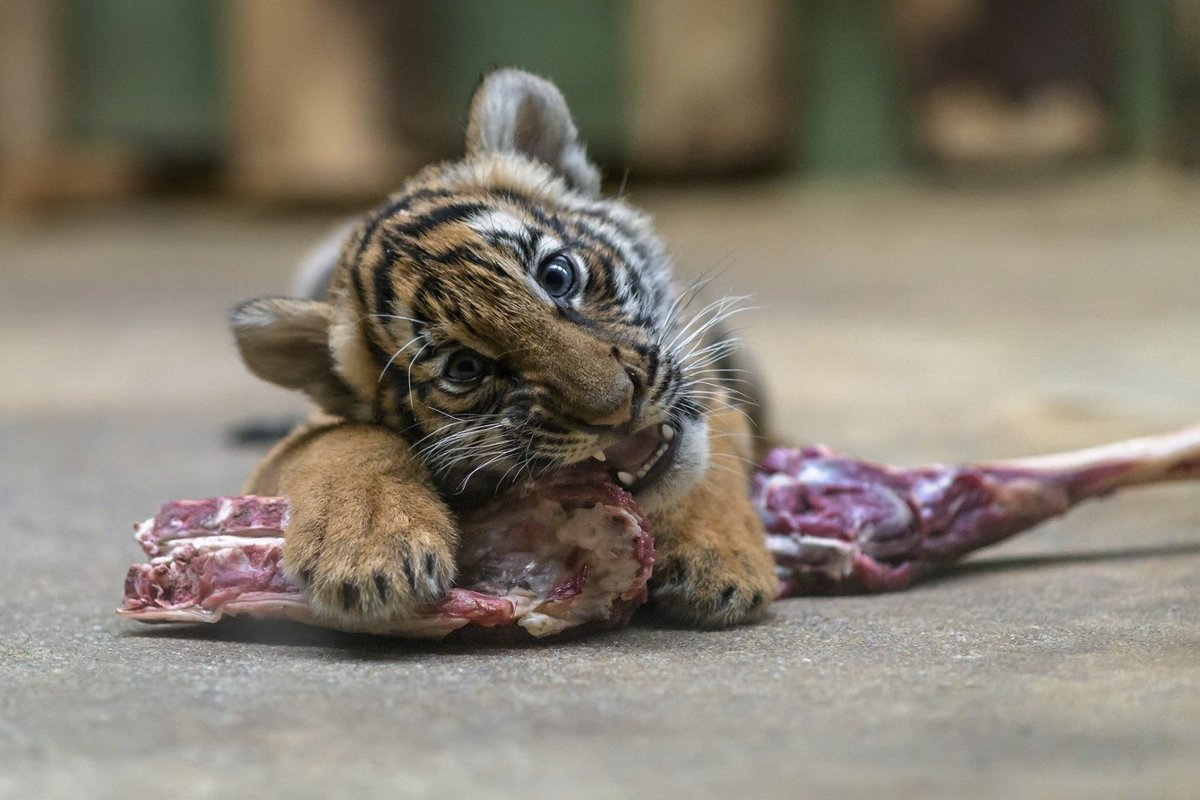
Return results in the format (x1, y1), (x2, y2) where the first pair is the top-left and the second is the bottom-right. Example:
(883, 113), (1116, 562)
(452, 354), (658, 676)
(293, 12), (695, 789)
(66, 0), (224, 159)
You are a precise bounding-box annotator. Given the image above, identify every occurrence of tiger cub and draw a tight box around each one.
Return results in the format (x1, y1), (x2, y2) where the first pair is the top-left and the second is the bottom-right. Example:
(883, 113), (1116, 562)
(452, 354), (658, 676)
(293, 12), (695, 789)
(230, 69), (778, 628)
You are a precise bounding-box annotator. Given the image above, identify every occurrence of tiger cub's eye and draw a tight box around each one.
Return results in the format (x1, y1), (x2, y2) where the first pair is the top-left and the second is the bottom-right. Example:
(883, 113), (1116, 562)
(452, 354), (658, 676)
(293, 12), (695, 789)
(537, 253), (577, 298)
(444, 349), (490, 383)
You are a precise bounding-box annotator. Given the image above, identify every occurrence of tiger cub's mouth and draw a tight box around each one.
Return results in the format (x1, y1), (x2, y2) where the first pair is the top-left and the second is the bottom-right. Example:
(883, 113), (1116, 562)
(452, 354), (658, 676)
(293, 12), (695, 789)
(586, 422), (680, 494)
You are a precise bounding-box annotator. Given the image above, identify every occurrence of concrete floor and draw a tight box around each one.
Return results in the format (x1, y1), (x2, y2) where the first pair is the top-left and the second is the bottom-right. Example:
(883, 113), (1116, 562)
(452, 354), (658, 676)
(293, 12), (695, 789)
(2, 170), (1199, 799)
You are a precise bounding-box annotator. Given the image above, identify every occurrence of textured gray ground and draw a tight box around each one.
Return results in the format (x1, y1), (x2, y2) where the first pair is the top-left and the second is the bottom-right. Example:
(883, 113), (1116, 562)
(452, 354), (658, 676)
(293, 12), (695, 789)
(2, 171), (1198, 799)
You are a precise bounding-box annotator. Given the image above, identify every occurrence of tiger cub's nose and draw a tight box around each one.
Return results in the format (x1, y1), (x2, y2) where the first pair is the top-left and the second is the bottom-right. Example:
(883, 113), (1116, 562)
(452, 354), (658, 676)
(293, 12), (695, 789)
(588, 365), (643, 428)
(590, 377), (634, 427)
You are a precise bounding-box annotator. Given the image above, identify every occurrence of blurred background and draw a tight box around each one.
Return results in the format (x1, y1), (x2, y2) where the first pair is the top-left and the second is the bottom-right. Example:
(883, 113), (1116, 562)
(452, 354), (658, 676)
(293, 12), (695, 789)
(3, 0), (1198, 451)
(3, 0), (1200, 454)
(2, 0), (1198, 207)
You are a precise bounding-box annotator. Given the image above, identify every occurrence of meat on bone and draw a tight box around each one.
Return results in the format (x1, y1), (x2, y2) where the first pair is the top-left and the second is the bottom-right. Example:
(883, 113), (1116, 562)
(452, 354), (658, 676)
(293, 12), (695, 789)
(756, 425), (1200, 597)
(121, 425), (1199, 637)
(121, 472), (653, 640)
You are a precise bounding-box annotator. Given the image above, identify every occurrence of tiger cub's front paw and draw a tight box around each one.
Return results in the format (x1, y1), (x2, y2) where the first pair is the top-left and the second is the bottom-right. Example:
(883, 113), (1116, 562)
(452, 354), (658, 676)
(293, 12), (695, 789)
(648, 528), (777, 628)
(282, 478), (458, 623)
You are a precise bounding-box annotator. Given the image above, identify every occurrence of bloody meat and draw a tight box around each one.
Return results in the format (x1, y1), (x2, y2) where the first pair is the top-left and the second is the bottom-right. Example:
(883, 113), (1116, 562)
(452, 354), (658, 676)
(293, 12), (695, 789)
(121, 425), (1199, 638)
(121, 472), (654, 640)
(756, 426), (1200, 597)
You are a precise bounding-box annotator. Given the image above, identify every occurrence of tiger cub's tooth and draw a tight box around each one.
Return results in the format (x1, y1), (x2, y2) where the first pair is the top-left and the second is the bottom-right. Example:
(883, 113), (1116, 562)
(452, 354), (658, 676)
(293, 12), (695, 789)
(616, 471), (635, 487)
(661, 424), (675, 442)
(591, 451), (607, 463)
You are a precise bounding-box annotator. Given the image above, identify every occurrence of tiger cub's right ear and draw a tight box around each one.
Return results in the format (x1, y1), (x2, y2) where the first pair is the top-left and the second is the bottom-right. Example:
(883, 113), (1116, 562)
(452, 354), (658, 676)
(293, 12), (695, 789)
(465, 68), (601, 196)
(230, 297), (359, 417)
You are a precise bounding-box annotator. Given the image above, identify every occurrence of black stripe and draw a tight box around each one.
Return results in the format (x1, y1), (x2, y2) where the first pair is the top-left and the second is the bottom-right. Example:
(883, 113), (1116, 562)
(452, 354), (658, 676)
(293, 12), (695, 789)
(493, 190), (567, 238)
(392, 375), (422, 441)
(650, 361), (680, 405)
(388, 202), (489, 240)
(642, 344), (660, 389)
(351, 187), (457, 263)
(416, 275), (447, 308)
(487, 229), (538, 266)
(371, 257), (397, 332)
(350, 260), (393, 420)
(573, 219), (654, 311)
(675, 395), (704, 421)
(643, 350), (662, 403)
(350, 263), (371, 315)
(575, 204), (656, 267)
(556, 303), (602, 333)
(569, 237), (619, 301)
(362, 239), (428, 391)
(431, 244), (508, 276)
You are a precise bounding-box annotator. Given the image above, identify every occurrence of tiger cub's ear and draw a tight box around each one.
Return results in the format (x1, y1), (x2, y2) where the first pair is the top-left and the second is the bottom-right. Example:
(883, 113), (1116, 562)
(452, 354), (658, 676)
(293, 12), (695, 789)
(230, 297), (359, 417)
(466, 68), (601, 195)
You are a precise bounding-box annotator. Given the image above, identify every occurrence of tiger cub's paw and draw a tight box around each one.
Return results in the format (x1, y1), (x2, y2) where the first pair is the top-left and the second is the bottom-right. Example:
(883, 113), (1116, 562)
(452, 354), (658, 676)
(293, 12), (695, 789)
(648, 529), (777, 629)
(281, 478), (458, 624)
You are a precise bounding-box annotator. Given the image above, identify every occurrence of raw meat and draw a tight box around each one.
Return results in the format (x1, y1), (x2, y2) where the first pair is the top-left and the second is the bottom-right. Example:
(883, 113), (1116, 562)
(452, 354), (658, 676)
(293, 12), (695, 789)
(755, 425), (1200, 597)
(120, 425), (1199, 638)
(121, 473), (654, 639)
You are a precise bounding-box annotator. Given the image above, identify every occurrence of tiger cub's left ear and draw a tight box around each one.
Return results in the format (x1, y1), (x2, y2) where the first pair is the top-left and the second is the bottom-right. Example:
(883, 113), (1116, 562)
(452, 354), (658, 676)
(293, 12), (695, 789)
(229, 297), (359, 417)
(466, 68), (602, 196)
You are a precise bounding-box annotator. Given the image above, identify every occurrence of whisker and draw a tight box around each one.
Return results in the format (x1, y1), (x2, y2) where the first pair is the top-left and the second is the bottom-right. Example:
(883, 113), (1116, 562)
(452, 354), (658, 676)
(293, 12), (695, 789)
(405, 342), (432, 415)
(683, 373), (758, 390)
(364, 313), (425, 326)
(418, 424), (507, 457)
(416, 426), (507, 459)
(656, 276), (713, 347)
(680, 382), (757, 406)
(430, 441), (512, 479)
(409, 419), (469, 448)
(669, 297), (756, 356)
(685, 366), (757, 378)
(377, 335), (423, 383)
(704, 459), (755, 480)
(663, 295), (740, 353)
(680, 340), (743, 371)
(456, 449), (519, 493)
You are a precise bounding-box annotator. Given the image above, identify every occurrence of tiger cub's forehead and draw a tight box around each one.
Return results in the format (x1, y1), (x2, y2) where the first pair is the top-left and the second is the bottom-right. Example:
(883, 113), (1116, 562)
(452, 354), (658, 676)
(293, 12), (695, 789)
(346, 173), (673, 354)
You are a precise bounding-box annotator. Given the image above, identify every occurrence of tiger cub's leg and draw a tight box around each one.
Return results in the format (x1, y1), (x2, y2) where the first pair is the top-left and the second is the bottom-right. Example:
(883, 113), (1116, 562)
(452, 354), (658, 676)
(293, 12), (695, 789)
(647, 403), (778, 627)
(244, 414), (457, 622)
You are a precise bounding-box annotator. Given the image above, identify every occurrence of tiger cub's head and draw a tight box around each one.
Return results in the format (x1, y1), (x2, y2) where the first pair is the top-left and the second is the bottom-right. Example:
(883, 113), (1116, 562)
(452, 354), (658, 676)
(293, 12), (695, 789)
(232, 69), (737, 511)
